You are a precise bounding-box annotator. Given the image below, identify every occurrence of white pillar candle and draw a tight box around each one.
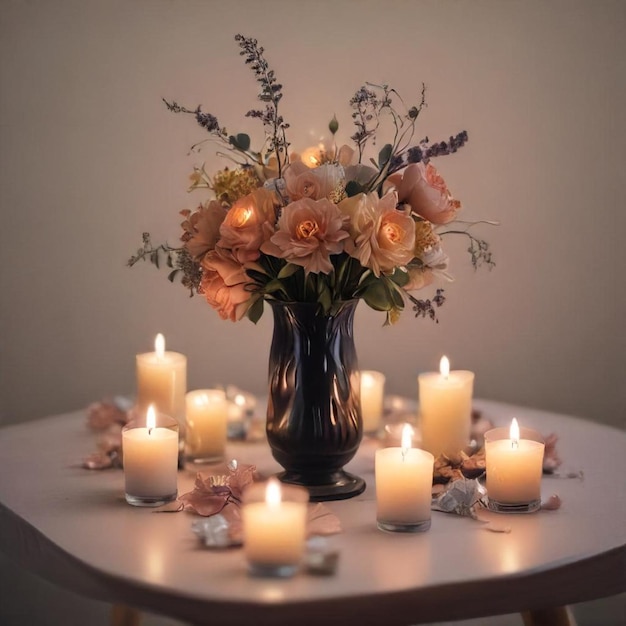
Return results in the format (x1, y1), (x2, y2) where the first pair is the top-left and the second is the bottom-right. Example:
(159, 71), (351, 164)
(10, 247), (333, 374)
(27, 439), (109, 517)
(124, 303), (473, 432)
(185, 389), (228, 463)
(375, 424), (434, 532)
(485, 418), (545, 513)
(418, 356), (474, 457)
(122, 406), (179, 506)
(360, 370), (386, 434)
(242, 479), (308, 577)
(136, 333), (187, 437)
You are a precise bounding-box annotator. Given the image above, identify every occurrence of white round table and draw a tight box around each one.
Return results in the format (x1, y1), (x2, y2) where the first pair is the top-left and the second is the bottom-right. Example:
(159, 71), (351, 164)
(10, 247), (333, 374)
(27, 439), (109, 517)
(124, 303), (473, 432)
(0, 399), (624, 625)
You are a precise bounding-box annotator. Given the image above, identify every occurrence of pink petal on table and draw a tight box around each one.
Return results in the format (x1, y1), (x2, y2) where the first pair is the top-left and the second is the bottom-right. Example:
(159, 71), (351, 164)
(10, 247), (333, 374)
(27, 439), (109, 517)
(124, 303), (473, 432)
(307, 503), (342, 536)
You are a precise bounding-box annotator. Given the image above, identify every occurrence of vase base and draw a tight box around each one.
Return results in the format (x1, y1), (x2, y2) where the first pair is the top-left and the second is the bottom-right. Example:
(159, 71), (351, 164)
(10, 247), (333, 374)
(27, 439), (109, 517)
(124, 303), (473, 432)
(276, 470), (366, 502)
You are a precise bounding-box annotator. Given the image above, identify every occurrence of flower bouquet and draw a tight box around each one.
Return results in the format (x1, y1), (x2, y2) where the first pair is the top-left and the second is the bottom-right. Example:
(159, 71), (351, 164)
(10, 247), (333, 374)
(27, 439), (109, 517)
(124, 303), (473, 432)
(129, 35), (494, 500)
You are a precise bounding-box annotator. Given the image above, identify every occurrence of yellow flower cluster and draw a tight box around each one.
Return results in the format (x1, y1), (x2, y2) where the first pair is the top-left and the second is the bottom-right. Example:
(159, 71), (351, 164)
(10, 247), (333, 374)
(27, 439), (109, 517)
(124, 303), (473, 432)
(212, 167), (260, 206)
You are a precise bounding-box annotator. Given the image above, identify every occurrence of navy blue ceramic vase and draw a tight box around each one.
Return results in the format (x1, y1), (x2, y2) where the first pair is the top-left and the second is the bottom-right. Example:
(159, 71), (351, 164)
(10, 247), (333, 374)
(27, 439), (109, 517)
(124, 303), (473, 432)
(266, 300), (365, 501)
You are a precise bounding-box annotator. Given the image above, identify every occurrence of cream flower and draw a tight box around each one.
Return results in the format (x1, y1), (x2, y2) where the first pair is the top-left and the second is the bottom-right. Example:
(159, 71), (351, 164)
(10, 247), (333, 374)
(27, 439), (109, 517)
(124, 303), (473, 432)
(283, 161), (345, 202)
(385, 163), (461, 225)
(339, 191), (415, 277)
(261, 197), (349, 274)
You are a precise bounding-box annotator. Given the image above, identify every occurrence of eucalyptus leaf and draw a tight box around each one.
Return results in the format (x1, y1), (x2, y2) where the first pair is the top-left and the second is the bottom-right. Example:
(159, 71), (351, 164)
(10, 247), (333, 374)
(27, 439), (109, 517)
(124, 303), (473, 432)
(167, 270), (179, 283)
(345, 180), (364, 197)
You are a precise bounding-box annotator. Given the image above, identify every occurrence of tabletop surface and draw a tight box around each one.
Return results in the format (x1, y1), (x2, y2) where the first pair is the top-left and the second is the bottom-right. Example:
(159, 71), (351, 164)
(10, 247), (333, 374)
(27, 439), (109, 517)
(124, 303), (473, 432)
(1, 399), (625, 626)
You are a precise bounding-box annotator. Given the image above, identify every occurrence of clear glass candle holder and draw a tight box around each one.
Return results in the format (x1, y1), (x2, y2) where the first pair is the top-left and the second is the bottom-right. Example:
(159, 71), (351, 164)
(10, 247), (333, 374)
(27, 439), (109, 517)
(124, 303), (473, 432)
(360, 370), (386, 435)
(485, 425), (545, 513)
(122, 413), (179, 507)
(185, 389), (229, 464)
(242, 479), (309, 577)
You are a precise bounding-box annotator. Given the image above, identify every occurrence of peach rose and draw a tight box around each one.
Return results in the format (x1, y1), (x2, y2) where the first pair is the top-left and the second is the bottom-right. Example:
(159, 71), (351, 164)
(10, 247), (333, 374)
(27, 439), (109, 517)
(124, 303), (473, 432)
(200, 251), (252, 321)
(218, 188), (279, 263)
(339, 191), (415, 277)
(284, 162), (344, 201)
(180, 200), (227, 261)
(261, 197), (349, 274)
(385, 163), (461, 225)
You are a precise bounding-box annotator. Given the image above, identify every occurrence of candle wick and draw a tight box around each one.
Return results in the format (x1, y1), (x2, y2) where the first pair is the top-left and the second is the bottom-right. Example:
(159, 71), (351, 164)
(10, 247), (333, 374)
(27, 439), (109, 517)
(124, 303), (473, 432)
(511, 439), (519, 450)
(148, 427), (153, 436)
(401, 448), (408, 462)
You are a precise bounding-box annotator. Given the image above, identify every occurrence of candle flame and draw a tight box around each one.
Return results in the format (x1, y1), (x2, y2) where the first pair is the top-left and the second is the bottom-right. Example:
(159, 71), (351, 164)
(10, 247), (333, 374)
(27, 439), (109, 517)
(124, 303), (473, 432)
(401, 423), (413, 458)
(510, 418), (520, 449)
(155, 333), (165, 359)
(195, 393), (209, 407)
(266, 478), (282, 507)
(361, 372), (374, 388)
(440, 355), (450, 379)
(147, 405), (156, 433)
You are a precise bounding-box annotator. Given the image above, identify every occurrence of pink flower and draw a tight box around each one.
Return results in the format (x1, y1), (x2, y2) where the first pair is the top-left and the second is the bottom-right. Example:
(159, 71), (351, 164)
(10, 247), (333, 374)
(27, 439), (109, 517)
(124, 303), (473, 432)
(200, 251), (252, 321)
(180, 200), (227, 260)
(284, 162), (344, 201)
(385, 163), (461, 225)
(339, 191), (415, 276)
(218, 188), (279, 263)
(261, 197), (349, 274)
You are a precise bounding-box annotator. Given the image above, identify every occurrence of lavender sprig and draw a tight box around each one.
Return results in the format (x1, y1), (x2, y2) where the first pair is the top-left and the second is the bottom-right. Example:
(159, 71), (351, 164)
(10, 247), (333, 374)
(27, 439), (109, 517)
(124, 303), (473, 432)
(235, 34), (289, 177)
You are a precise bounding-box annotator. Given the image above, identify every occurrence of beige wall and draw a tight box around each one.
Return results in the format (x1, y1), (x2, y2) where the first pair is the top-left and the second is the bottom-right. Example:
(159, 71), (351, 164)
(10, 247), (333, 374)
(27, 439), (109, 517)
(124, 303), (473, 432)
(1, 0), (624, 429)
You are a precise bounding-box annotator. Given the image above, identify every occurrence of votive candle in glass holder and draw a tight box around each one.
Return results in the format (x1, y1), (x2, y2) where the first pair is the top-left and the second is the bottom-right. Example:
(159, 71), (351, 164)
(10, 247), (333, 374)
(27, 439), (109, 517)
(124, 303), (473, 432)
(242, 478), (309, 577)
(185, 389), (229, 464)
(360, 370), (386, 434)
(136, 333), (187, 443)
(122, 405), (179, 507)
(375, 424), (434, 533)
(485, 418), (545, 513)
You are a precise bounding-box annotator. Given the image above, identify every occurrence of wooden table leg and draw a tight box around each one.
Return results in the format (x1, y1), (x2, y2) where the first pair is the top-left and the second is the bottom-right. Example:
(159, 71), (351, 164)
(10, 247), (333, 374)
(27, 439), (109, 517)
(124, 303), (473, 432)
(521, 606), (576, 626)
(111, 604), (142, 626)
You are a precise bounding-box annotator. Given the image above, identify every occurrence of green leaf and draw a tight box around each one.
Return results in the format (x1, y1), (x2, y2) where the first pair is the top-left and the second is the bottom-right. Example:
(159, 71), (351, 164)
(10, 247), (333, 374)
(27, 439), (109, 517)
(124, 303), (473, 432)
(245, 269), (269, 283)
(389, 267), (410, 287)
(150, 250), (160, 269)
(361, 281), (393, 311)
(235, 133), (250, 151)
(378, 143), (393, 167)
(345, 181), (364, 197)
(264, 279), (286, 295)
(277, 263), (301, 279)
(246, 297), (264, 324)
(228, 133), (251, 151)
(316, 282), (332, 314)
(167, 270), (179, 283)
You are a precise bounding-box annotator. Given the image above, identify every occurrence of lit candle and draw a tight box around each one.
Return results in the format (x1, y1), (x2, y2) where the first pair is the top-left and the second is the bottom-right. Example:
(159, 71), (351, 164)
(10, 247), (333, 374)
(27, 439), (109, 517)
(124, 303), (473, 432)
(185, 389), (229, 464)
(360, 370), (386, 434)
(122, 405), (179, 506)
(485, 418), (545, 513)
(242, 478), (309, 577)
(136, 333), (187, 438)
(418, 356), (474, 457)
(375, 424), (434, 532)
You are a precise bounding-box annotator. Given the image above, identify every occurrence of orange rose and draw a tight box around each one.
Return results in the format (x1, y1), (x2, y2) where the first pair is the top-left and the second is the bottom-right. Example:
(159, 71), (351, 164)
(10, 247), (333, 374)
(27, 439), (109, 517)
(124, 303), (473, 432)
(261, 197), (349, 274)
(385, 163), (460, 225)
(200, 251), (252, 321)
(218, 188), (279, 264)
(339, 191), (415, 276)
(181, 200), (227, 261)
